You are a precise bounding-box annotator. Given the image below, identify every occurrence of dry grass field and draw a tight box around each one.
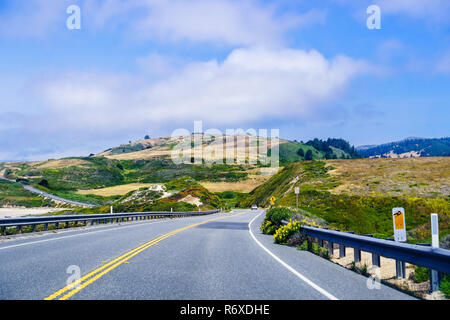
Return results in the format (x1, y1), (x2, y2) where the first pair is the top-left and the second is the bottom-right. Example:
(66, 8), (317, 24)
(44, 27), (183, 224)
(75, 183), (157, 196)
(326, 157), (450, 197)
(101, 134), (285, 162)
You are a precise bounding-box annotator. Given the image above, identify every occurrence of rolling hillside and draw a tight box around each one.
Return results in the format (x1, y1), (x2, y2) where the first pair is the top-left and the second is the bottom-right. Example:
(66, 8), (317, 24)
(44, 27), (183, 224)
(357, 137), (450, 158)
(0, 135), (357, 205)
(238, 158), (450, 241)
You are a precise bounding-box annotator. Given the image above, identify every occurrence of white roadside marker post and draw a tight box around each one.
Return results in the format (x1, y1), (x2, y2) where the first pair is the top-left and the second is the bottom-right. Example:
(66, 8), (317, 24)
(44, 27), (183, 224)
(110, 206), (113, 214)
(430, 213), (440, 293)
(392, 208), (406, 278)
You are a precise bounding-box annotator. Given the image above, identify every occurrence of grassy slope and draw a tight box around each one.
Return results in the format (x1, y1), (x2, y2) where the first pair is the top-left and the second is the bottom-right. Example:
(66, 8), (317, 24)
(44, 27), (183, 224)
(277, 141), (351, 164)
(58, 177), (225, 215)
(0, 180), (54, 207)
(239, 159), (450, 241)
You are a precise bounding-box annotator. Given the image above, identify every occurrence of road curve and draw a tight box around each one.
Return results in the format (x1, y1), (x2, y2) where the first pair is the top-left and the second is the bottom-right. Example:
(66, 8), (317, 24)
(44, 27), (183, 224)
(0, 175), (94, 207)
(0, 209), (414, 300)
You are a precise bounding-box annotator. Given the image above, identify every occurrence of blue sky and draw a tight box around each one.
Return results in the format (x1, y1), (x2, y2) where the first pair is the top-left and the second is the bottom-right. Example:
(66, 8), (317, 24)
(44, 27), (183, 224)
(0, 0), (449, 160)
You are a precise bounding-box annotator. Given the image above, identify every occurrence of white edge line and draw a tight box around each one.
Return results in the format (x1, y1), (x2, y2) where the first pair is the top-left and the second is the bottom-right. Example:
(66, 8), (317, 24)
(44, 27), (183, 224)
(248, 211), (339, 300)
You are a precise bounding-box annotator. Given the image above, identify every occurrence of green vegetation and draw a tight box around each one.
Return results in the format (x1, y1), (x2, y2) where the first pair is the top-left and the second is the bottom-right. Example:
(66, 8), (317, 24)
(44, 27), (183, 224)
(244, 161), (449, 242)
(413, 266), (430, 283)
(274, 220), (302, 244)
(441, 274), (450, 298)
(297, 240), (329, 259)
(0, 180), (53, 207)
(4, 157), (249, 206)
(276, 140), (355, 165)
(216, 191), (247, 210)
(109, 142), (152, 155)
(358, 137), (450, 158)
(260, 207), (295, 235)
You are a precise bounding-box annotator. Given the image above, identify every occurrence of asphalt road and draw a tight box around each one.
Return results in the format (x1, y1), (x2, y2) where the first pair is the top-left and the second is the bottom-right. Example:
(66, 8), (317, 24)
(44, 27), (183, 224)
(22, 184), (95, 208)
(0, 209), (414, 300)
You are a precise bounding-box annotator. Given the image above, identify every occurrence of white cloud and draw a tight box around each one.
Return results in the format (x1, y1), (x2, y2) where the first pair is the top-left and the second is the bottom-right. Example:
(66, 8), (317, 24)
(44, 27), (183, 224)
(32, 47), (369, 130)
(0, 0), (324, 45)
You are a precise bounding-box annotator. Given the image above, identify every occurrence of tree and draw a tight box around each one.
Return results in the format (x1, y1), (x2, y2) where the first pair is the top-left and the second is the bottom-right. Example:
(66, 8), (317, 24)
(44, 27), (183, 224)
(305, 150), (313, 160)
(297, 148), (304, 157)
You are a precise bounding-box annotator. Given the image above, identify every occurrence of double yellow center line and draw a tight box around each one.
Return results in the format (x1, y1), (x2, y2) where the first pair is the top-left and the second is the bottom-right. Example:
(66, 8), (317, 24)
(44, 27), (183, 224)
(45, 210), (249, 300)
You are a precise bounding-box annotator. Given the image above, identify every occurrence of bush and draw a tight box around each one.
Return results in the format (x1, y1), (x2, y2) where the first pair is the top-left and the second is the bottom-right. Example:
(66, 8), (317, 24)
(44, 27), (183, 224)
(440, 273), (450, 298)
(298, 240), (309, 251)
(310, 242), (329, 259)
(260, 207), (295, 234)
(260, 220), (278, 235)
(413, 266), (430, 283)
(274, 220), (302, 244)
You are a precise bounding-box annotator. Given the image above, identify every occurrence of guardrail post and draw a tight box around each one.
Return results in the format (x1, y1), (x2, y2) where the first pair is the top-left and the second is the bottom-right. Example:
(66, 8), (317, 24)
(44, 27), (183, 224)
(396, 260), (406, 278)
(2, 227), (6, 236)
(431, 270), (440, 292)
(31, 224), (36, 232)
(354, 248), (361, 263)
(318, 239), (323, 247)
(17, 225), (22, 234)
(372, 253), (381, 267)
(339, 244), (345, 258)
(44, 223), (48, 231)
(328, 241), (334, 257)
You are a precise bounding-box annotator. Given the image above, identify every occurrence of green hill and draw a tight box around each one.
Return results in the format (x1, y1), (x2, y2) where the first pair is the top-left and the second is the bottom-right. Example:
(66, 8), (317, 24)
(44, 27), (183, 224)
(239, 159), (450, 242)
(357, 137), (450, 158)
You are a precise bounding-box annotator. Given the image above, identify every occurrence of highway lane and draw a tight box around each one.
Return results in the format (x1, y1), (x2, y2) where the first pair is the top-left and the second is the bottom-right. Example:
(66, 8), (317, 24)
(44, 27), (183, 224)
(0, 209), (414, 300)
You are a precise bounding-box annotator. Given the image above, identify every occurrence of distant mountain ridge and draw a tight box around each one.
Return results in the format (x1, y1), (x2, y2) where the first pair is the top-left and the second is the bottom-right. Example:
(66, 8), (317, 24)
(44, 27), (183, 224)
(356, 137), (450, 158)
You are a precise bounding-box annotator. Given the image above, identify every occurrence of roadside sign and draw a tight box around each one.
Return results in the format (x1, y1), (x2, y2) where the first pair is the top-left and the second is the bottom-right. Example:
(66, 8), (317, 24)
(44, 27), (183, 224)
(269, 196), (276, 205)
(294, 187), (299, 194)
(392, 208), (407, 242)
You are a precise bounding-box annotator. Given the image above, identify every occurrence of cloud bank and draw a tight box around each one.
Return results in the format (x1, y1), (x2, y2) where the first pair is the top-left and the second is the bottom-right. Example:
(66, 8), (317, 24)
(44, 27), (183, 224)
(0, 47), (369, 160)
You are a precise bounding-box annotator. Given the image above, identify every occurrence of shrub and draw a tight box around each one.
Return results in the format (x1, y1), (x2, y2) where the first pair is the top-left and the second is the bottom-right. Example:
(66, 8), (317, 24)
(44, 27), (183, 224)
(260, 220), (278, 235)
(261, 207), (295, 234)
(413, 266), (430, 283)
(298, 240), (309, 251)
(440, 273), (450, 298)
(274, 220), (302, 244)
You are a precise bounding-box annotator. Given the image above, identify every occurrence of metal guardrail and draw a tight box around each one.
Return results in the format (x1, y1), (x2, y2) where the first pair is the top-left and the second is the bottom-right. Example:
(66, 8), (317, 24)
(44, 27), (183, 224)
(281, 220), (450, 282)
(0, 210), (221, 236)
(299, 225), (450, 273)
